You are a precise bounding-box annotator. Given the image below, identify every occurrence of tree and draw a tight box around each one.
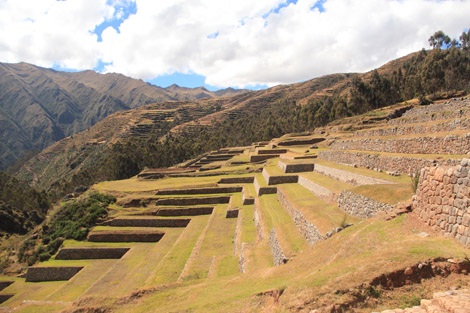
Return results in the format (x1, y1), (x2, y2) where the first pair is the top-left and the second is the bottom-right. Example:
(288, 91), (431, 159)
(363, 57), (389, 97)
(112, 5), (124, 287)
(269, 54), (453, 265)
(460, 29), (470, 50)
(429, 30), (451, 50)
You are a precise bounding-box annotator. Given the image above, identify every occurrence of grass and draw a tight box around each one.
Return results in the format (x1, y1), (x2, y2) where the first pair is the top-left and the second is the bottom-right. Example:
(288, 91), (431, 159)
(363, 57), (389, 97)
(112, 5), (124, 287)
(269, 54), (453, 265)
(278, 184), (361, 234)
(299, 171), (353, 194)
(350, 183), (414, 204)
(258, 194), (307, 257)
(240, 205), (256, 244)
(144, 215), (210, 286)
(180, 204), (238, 281)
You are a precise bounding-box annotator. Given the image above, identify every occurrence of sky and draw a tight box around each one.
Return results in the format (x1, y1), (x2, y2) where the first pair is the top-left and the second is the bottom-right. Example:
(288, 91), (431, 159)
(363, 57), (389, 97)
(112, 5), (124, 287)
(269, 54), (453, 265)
(0, 0), (469, 91)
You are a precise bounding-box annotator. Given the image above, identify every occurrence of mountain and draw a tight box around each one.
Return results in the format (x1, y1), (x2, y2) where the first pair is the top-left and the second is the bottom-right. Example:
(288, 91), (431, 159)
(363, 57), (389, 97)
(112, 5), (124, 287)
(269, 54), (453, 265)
(0, 62), (248, 170)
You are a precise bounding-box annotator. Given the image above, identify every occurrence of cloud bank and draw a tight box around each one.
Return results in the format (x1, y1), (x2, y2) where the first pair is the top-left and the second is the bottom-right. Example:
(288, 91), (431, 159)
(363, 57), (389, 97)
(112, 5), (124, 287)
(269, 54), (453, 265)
(1, 0), (469, 88)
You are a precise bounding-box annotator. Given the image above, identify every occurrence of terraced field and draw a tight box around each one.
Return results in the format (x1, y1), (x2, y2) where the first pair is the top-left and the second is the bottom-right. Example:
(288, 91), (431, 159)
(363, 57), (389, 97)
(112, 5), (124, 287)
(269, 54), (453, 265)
(1, 97), (470, 312)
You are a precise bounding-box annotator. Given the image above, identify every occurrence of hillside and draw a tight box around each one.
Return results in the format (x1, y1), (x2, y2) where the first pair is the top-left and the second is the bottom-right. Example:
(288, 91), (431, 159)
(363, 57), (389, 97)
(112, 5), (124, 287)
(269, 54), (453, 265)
(13, 47), (470, 197)
(1, 96), (469, 312)
(0, 62), (247, 170)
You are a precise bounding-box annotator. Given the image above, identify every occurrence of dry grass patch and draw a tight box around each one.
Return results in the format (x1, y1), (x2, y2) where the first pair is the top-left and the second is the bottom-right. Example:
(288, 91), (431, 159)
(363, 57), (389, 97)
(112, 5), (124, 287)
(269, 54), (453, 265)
(351, 183), (414, 204)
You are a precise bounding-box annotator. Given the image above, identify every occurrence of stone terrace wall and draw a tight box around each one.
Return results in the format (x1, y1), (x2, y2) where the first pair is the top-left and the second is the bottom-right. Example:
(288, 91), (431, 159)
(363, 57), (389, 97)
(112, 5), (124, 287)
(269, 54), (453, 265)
(278, 160), (315, 173)
(355, 117), (470, 138)
(25, 266), (83, 282)
(338, 190), (394, 218)
(0, 281), (13, 292)
(156, 187), (242, 195)
(413, 159), (470, 245)
(298, 176), (336, 203)
(218, 177), (254, 184)
(154, 206), (214, 216)
(262, 168), (298, 185)
(155, 196), (230, 206)
(269, 228), (288, 266)
(277, 187), (324, 246)
(329, 133), (470, 155)
(314, 163), (390, 185)
(0, 294), (13, 304)
(103, 218), (190, 227)
(389, 98), (470, 125)
(87, 231), (164, 242)
(55, 248), (130, 260)
(318, 150), (461, 176)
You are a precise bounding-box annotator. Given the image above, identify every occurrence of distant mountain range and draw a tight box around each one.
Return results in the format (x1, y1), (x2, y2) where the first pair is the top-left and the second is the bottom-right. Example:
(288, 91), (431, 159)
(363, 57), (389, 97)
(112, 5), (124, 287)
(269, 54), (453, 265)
(0, 62), (247, 169)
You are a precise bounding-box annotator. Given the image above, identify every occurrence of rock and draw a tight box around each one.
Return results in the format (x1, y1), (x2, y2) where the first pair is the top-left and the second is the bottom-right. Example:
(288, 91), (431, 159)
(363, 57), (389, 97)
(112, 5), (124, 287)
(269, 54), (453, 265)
(418, 232), (429, 238)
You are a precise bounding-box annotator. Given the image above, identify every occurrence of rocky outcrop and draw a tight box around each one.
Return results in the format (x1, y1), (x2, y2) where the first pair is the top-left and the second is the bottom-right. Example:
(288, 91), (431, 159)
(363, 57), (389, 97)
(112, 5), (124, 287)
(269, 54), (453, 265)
(338, 190), (393, 218)
(413, 158), (470, 245)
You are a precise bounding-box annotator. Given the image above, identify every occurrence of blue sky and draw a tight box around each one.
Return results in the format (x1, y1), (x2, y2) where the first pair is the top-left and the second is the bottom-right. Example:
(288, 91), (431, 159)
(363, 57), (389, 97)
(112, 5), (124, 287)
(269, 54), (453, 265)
(1, 0), (469, 90)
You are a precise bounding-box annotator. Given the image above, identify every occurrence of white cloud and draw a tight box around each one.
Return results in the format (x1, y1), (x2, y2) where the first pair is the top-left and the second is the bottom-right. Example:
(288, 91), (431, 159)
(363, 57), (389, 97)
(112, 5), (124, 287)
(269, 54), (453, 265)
(1, 0), (470, 88)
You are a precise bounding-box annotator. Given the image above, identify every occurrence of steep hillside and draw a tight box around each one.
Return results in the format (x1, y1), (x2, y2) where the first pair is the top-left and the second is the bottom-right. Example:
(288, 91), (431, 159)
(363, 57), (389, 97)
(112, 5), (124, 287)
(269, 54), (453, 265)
(0, 62), (247, 170)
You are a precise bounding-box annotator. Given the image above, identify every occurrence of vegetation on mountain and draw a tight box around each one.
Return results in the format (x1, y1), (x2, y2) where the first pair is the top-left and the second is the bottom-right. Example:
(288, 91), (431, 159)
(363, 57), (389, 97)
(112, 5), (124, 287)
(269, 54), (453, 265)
(0, 171), (50, 235)
(17, 192), (115, 265)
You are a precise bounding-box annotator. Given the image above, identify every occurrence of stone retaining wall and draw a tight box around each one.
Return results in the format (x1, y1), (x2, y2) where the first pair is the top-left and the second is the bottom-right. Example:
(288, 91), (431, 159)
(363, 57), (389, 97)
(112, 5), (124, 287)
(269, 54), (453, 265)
(156, 187), (242, 195)
(269, 228), (288, 266)
(25, 266), (83, 282)
(254, 199), (263, 241)
(298, 176), (336, 203)
(329, 133), (470, 155)
(277, 187), (324, 246)
(257, 149), (288, 155)
(262, 168), (298, 185)
(318, 150), (461, 176)
(87, 230), (165, 242)
(226, 209), (239, 218)
(338, 190), (394, 218)
(314, 163), (390, 185)
(242, 188), (255, 205)
(0, 294), (13, 304)
(55, 248), (130, 260)
(254, 177), (277, 196)
(103, 218), (190, 227)
(393, 98), (470, 121)
(355, 118), (470, 138)
(413, 158), (470, 245)
(239, 242), (247, 273)
(278, 138), (325, 146)
(155, 196), (230, 206)
(154, 206), (214, 216)
(218, 177), (254, 184)
(278, 160), (315, 173)
(0, 281), (13, 292)
(250, 154), (280, 162)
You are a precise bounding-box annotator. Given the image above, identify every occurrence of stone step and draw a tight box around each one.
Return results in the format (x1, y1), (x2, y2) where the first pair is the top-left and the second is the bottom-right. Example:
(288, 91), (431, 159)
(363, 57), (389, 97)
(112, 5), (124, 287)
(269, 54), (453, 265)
(87, 230), (165, 242)
(55, 247), (130, 260)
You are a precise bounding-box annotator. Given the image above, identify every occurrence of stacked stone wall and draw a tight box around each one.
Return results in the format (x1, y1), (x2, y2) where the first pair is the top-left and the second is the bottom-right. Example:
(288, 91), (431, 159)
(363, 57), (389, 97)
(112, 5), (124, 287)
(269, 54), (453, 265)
(269, 228), (288, 266)
(412, 158), (470, 245)
(154, 206), (213, 216)
(254, 177), (277, 196)
(318, 150), (461, 176)
(55, 248), (130, 260)
(0, 294), (13, 304)
(314, 163), (390, 185)
(257, 149), (287, 155)
(104, 218), (190, 227)
(278, 160), (315, 173)
(262, 168), (298, 185)
(87, 230), (164, 242)
(250, 154), (280, 162)
(155, 196), (230, 206)
(278, 138), (324, 146)
(338, 190), (394, 218)
(298, 176), (336, 203)
(355, 117), (470, 138)
(277, 188), (324, 246)
(218, 177), (254, 184)
(156, 187), (242, 195)
(0, 281), (13, 291)
(329, 133), (470, 155)
(25, 266), (83, 282)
